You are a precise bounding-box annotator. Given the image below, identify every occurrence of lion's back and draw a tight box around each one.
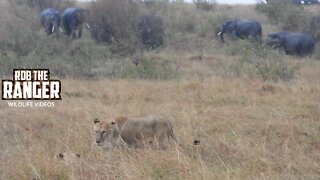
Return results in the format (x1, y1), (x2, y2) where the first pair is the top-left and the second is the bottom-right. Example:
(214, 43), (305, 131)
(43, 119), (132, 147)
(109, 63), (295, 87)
(121, 115), (172, 137)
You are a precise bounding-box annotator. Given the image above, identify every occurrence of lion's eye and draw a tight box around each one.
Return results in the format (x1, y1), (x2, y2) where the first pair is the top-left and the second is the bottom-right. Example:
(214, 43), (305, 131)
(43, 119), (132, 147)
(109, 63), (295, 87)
(102, 131), (106, 134)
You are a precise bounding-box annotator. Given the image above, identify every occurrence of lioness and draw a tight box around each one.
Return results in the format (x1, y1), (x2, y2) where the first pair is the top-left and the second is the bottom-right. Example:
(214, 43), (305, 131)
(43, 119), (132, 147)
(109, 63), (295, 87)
(93, 115), (177, 149)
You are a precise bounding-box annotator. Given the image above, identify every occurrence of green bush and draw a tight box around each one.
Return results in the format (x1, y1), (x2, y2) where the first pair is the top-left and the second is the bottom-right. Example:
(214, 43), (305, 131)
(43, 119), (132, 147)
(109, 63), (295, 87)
(88, 0), (141, 55)
(308, 15), (320, 40)
(256, 0), (311, 31)
(193, 0), (216, 11)
(312, 43), (320, 60)
(256, 56), (298, 81)
(256, 0), (291, 23)
(222, 41), (298, 82)
(25, 0), (75, 10)
(124, 56), (179, 80)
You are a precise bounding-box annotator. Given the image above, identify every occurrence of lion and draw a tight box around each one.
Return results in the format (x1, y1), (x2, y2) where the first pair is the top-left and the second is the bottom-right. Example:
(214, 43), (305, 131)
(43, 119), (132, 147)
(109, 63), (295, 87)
(93, 115), (177, 150)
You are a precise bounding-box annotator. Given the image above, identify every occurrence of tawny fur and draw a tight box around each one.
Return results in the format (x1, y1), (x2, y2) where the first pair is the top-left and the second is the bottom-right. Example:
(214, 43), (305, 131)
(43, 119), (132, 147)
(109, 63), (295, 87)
(93, 115), (177, 149)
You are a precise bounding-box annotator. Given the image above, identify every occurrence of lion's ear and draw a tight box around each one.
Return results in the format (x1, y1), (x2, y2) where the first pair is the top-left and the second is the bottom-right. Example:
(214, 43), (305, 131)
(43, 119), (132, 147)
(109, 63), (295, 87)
(94, 118), (100, 124)
(111, 121), (116, 125)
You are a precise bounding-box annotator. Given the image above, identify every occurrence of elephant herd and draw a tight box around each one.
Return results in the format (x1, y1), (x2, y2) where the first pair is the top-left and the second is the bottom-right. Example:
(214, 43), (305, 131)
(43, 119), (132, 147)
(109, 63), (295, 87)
(40, 7), (85, 39)
(216, 19), (316, 57)
(41, 7), (316, 57)
(40, 7), (164, 49)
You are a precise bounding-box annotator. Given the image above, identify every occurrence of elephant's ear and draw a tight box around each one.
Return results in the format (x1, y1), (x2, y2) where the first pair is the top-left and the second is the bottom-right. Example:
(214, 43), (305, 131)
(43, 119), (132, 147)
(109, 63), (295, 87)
(270, 34), (278, 39)
(267, 33), (274, 38)
(223, 20), (232, 26)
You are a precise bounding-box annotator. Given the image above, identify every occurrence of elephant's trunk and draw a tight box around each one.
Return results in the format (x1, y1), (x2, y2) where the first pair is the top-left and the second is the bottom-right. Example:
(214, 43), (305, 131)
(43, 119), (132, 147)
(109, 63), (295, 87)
(217, 31), (225, 43)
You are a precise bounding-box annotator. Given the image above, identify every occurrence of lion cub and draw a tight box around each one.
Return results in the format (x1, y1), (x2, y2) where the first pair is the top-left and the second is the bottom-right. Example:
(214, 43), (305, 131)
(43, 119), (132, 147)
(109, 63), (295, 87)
(93, 115), (177, 150)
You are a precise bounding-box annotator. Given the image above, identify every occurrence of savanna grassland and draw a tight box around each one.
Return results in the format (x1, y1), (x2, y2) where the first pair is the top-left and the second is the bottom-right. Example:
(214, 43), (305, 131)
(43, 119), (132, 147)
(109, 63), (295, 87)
(1, 0), (320, 179)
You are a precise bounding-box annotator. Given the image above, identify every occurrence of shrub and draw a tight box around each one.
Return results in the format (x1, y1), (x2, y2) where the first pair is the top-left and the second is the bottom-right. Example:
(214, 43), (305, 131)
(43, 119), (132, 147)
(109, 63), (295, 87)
(280, 6), (311, 31)
(255, 56), (298, 81)
(312, 43), (320, 60)
(138, 14), (164, 49)
(222, 41), (298, 81)
(124, 56), (179, 80)
(256, 0), (311, 31)
(26, 0), (75, 11)
(193, 0), (216, 11)
(308, 15), (320, 40)
(87, 0), (141, 55)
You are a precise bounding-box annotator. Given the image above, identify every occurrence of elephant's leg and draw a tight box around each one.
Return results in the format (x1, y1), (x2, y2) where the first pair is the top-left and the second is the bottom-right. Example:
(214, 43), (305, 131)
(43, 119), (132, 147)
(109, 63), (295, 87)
(255, 35), (262, 43)
(45, 23), (52, 35)
(71, 28), (76, 39)
(297, 48), (305, 57)
(285, 46), (294, 55)
(230, 30), (238, 40)
(78, 24), (83, 38)
(70, 21), (77, 39)
(54, 27), (59, 39)
(292, 44), (301, 56)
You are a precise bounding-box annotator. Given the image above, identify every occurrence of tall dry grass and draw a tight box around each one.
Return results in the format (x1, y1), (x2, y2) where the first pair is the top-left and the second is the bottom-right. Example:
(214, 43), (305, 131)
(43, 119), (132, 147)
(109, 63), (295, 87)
(1, 1), (320, 179)
(1, 72), (320, 179)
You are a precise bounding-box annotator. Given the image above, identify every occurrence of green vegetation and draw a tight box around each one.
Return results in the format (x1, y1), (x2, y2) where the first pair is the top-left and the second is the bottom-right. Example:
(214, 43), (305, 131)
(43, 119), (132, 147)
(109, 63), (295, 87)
(256, 0), (312, 31)
(223, 41), (298, 81)
(2, 1), (320, 179)
(0, 0), (318, 80)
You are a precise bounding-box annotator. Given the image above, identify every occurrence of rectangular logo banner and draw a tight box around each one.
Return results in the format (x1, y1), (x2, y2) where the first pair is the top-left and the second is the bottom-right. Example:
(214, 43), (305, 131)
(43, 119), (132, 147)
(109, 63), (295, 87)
(2, 69), (62, 100)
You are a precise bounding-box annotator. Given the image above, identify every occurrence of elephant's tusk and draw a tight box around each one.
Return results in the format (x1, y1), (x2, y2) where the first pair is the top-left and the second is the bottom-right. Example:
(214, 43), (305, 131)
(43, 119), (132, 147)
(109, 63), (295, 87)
(52, 26), (55, 33)
(217, 32), (222, 36)
(86, 23), (91, 29)
(59, 26), (63, 32)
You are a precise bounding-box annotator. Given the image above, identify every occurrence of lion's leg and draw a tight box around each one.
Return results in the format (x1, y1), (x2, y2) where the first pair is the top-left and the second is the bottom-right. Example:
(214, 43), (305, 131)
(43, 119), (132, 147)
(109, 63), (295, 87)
(133, 133), (145, 148)
(157, 132), (167, 149)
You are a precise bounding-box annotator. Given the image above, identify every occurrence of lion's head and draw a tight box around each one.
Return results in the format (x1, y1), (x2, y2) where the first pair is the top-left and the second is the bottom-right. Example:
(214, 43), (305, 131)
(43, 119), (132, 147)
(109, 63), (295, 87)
(93, 118), (120, 147)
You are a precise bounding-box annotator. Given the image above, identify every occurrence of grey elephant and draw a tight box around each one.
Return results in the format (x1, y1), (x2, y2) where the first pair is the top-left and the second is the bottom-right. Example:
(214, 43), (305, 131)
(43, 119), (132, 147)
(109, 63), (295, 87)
(62, 7), (86, 39)
(86, 17), (112, 43)
(217, 19), (262, 43)
(40, 8), (62, 37)
(138, 14), (164, 49)
(267, 32), (315, 56)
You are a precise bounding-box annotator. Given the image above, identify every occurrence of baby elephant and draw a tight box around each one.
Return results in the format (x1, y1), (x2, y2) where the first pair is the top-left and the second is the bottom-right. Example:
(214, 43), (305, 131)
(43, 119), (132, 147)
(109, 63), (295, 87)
(93, 115), (177, 150)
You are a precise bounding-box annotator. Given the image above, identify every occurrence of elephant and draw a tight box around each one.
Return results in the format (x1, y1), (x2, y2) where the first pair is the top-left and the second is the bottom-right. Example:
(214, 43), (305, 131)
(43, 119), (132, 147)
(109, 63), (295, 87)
(87, 23), (112, 43)
(40, 8), (62, 37)
(217, 19), (262, 43)
(62, 7), (86, 39)
(267, 32), (315, 56)
(138, 14), (164, 49)
(86, 17), (112, 43)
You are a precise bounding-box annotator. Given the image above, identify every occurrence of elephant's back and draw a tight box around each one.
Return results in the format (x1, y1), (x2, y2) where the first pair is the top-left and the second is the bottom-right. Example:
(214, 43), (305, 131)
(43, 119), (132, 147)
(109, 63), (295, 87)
(62, 7), (83, 17)
(288, 33), (315, 43)
(238, 19), (262, 31)
(41, 8), (59, 17)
